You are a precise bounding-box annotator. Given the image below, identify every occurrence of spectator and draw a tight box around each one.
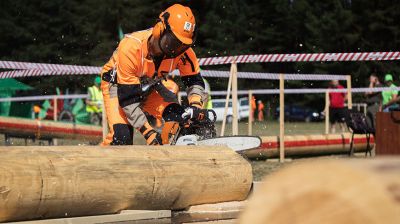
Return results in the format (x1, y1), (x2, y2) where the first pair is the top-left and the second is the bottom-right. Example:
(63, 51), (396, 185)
(257, 100), (265, 121)
(365, 73), (383, 130)
(382, 74), (399, 112)
(202, 78), (213, 109)
(250, 96), (256, 122)
(329, 80), (347, 133)
(86, 77), (103, 125)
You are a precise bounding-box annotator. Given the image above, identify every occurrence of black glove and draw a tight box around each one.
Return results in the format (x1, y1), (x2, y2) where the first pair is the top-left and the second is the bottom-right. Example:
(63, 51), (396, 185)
(182, 106), (207, 121)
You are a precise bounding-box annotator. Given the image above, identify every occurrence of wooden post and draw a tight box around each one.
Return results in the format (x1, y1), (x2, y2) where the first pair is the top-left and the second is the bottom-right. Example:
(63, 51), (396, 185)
(239, 158), (400, 224)
(231, 63), (238, 136)
(363, 103), (367, 116)
(346, 75), (352, 110)
(279, 74), (285, 163)
(0, 145), (252, 222)
(220, 64), (234, 136)
(325, 91), (330, 134)
(53, 97), (57, 122)
(248, 90), (253, 135)
(53, 97), (58, 146)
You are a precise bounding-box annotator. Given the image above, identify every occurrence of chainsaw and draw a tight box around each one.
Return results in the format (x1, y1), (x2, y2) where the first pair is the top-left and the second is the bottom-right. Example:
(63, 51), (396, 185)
(172, 109), (261, 152)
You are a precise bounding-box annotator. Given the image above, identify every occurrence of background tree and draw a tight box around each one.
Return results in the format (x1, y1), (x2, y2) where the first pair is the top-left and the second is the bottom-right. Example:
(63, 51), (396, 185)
(0, 0), (399, 109)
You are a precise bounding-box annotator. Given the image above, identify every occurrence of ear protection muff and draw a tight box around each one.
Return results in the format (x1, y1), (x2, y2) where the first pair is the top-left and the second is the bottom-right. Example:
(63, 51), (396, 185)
(152, 12), (169, 40)
(152, 20), (164, 40)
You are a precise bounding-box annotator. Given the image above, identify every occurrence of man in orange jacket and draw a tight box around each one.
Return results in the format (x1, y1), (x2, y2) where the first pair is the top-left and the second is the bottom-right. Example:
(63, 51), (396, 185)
(100, 4), (206, 145)
(257, 100), (265, 121)
(250, 96), (256, 122)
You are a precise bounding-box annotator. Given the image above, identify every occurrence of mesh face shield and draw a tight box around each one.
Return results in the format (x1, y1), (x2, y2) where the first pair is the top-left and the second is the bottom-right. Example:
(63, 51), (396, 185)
(158, 30), (190, 58)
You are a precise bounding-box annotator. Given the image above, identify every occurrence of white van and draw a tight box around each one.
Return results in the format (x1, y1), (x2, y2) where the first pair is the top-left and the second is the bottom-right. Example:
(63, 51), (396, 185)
(211, 98), (249, 122)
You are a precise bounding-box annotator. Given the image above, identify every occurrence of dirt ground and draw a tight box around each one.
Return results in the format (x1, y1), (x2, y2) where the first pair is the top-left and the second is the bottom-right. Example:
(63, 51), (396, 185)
(250, 153), (369, 181)
(251, 159), (287, 181)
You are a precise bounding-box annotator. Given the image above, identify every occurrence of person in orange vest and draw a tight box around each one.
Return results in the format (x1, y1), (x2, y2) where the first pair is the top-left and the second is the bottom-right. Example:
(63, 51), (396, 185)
(257, 100), (265, 121)
(250, 96), (256, 122)
(33, 104), (41, 119)
(100, 4), (206, 145)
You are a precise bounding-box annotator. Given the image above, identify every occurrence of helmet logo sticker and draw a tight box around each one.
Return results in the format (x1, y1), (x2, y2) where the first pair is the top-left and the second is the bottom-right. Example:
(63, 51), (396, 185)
(184, 21), (192, 32)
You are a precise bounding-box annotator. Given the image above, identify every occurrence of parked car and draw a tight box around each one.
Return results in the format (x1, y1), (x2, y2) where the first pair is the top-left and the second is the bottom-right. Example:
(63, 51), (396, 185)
(275, 105), (324, 122)
(212, 98), (249, 122)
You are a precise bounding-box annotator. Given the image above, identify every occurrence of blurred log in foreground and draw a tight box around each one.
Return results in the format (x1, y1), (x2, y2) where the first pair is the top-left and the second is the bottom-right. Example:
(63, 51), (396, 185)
(239, 157), (400, 224)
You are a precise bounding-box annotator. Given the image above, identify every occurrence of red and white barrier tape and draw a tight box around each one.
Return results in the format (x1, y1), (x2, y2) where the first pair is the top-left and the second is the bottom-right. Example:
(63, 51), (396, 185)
(0, 61), (101, 73)
(0, 51), (399, 78)
(0, 69), (98, 79)
(199, 51), (400, 66)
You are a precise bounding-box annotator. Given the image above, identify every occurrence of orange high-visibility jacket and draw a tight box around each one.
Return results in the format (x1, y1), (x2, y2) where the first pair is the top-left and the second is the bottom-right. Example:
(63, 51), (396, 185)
(102, 29), (200, 85)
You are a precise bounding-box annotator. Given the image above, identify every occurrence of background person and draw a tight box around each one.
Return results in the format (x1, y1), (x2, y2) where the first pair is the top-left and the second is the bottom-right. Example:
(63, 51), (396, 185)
(86, 76), (103, 125)
(328, 80), (347, 133)
(382, 73), (399, 112)
(364, 73), (383, 130)
(202, 77), (213, 109)
(250, 96), (256, 122)
(257, 100), (265, 121)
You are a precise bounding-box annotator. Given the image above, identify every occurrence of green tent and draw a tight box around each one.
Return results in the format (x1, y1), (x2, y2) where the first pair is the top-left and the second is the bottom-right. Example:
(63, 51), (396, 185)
(0, 78), (33, 116)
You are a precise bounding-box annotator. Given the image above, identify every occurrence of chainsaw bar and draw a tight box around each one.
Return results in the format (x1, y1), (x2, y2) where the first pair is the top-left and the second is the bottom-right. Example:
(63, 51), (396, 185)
(176, 135), (262, 152)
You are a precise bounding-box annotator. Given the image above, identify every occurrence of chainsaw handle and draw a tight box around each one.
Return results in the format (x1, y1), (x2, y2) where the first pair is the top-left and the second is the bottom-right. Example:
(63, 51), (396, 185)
(207, 109), (217, 123)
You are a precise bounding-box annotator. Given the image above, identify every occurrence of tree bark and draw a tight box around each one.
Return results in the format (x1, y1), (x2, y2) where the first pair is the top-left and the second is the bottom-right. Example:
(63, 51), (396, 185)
(0, 145), (252, 222)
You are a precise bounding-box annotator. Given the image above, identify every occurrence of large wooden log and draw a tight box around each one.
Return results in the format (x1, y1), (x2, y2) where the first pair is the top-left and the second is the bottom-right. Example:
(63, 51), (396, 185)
(244, 133), (372, 159)
(0, 146), (252, 222)
(239, 158), (400, 224)
(0, 116), (102, 142)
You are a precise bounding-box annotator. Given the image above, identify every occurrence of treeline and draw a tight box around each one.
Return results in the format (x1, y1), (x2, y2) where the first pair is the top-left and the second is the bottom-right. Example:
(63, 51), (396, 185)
(0, 0), (399, 107)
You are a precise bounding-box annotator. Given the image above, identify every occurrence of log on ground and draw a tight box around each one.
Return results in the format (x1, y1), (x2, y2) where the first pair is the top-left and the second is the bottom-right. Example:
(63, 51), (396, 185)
(239, 157), (400, 224)
(0, 116), (102, 142)
(0, 145), (252, 222)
